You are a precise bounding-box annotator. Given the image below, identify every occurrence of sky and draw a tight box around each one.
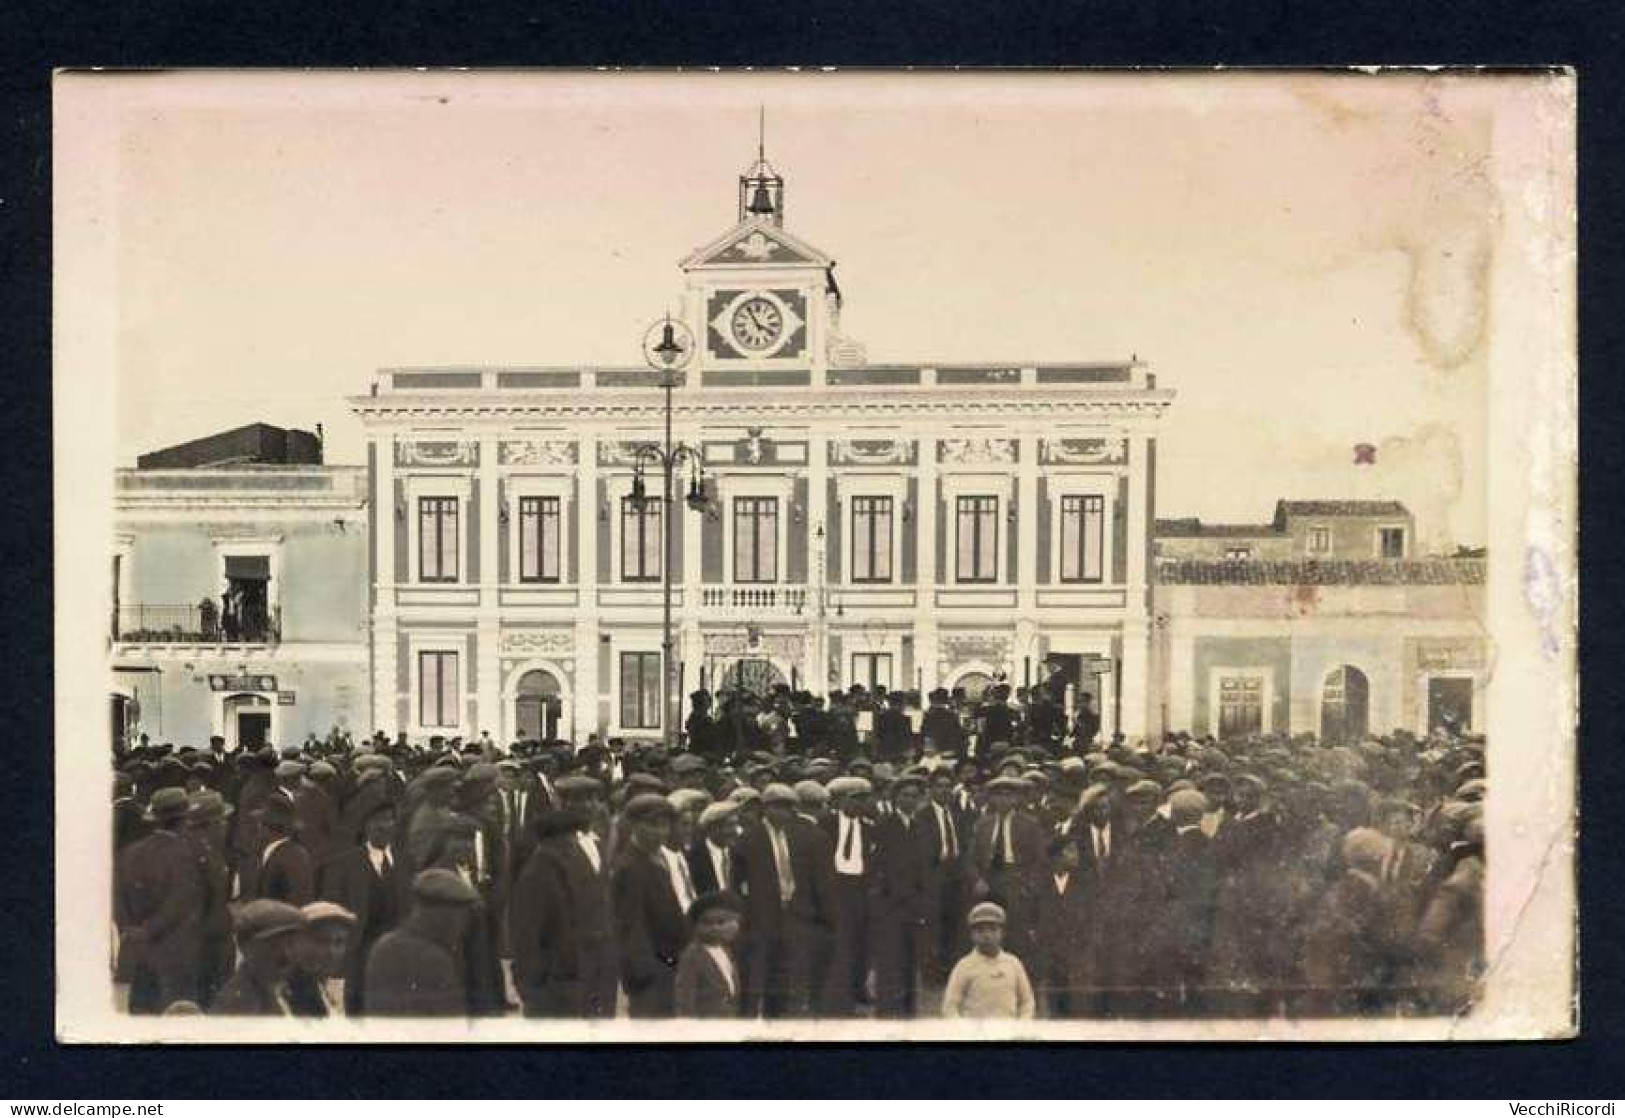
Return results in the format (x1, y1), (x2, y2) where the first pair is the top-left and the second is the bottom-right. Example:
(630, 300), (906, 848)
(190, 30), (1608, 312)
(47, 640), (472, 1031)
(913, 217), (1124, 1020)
(103, 72), (1501, 548)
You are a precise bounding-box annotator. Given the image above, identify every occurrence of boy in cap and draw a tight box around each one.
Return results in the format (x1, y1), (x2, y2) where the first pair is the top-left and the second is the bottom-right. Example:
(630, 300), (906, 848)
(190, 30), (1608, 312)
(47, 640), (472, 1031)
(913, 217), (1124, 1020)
(288, 902), (357, 1017)
(674, 891), (745, 1018)
(941, 902), (1035, 1019)
(209, 899), (306, 1015)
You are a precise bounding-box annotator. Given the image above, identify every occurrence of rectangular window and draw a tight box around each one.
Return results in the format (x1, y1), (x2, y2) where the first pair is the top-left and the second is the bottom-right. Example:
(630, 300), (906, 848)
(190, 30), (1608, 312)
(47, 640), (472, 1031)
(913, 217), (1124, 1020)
(733, 496), (779, 583)
(955, 495), (999, 583)
(518, 495), (562, 583)
(418, 650), (459, 729)
(418, 496), (459, 582)
(1308, 526), (1331, 555)
(1059, 494), (1106, 583)
(620, 495), (662, 582)
(850, 495), (894, 583)
(1217, 676), (1264, 739)
(1379, 527), (1406, 559)
(620, 651), (663, 730)
(852, 652), (894, 692)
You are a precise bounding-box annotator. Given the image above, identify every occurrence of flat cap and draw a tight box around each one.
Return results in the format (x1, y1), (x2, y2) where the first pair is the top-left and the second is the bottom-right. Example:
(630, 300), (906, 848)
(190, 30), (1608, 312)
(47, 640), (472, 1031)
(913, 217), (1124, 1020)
(687, 890), (745, 923)
(143, 786), (192, 824)
(1124, 779), (1163, 800)
(416, 766), (460, 790)
(793, 779), (829, 806)
(234, 899), (307, 943)
(728, 786), (763, 806)
(411, 867), (480, 906)
(698, 801), (740, 828)
(967, 902), (1007, 926)
(667, 788), (712, 815)
(300, 902), (358, 928)
(464, 762), (501, 786)
(986, 775), (1029, 794)
(623, 792), (677, 822)
(274, 760), (306, 779)
(625, 773), (670, 796)
(761, 783), (799, 807)
(353, 753), (392, 772)
(555, 774), (604, 797)
(670, 754), (708, 775)
(1167, 788), (1210, 821)
(307, 761), (338, 779)
(826, 775), (872, 798)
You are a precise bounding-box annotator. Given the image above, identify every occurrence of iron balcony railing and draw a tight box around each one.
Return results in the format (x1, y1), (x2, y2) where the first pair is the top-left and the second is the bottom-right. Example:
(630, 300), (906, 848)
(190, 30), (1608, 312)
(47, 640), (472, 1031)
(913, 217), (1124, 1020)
(699, 586), (810, 614)
(113, 603), (282, 645)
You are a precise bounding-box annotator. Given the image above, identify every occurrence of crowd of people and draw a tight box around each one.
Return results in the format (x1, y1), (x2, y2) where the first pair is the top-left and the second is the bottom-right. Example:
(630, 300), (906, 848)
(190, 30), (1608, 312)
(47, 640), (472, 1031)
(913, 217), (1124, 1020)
(112, 678), (1487, 1023)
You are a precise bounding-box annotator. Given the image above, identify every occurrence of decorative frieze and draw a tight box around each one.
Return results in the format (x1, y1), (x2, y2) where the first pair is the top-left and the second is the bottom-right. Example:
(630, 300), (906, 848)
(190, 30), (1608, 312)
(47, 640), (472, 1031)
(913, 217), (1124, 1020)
(500, 440), (577, 466)
(500, 630), (576, 656)
(1040, 437), (1126, 465)
(938, 438), (1016, 466)
(939, 632), (1014, 663)
(830, 438), (916, 466)
(396, 440), (478, 467)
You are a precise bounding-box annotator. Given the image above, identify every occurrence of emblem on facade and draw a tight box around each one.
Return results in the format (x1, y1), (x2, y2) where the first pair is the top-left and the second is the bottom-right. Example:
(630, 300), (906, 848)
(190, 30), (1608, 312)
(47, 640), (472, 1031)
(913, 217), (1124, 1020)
(830, 438), (913, 466)
(938, 438), (1016, 466)
(597, 441), (646, 466)
(397, 440), (478, 467)
(743, 427), (769, 464)
(500, 440), (576, 466)
(500, 631), (575, 656)
(733, 231), (777, 261)
(1039, 437), (1126, 465)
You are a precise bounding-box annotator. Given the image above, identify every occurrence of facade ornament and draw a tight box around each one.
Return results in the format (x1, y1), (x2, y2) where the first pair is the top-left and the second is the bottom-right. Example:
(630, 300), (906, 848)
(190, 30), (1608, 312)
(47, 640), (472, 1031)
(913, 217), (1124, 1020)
(733, 231), (776, 261)
(397, 440), (478, 467)
(500, 630), (576, 656)
(938, 437), (1016, 466)
(597, 441), (645, 466)
(500, 439), (577, 466)
(830, 438), (913, 466)
(1040, 437), (1126, 465)
(743, 427), (769, 464)
(940, 633), (1014, 662)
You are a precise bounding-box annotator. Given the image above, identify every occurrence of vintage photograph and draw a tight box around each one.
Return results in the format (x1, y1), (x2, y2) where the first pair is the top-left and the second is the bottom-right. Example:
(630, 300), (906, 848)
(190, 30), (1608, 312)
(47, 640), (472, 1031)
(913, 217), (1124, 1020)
(53, 70), (1576, 1041)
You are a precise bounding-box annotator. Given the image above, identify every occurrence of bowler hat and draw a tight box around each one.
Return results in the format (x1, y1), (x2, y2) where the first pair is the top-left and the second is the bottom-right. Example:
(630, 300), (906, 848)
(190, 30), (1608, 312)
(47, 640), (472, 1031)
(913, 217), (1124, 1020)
(142, 786), (192, 825)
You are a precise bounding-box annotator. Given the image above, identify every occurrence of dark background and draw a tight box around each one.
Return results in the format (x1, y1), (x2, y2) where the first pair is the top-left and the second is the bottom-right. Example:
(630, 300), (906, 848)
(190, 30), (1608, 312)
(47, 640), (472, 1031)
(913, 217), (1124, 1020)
(1, 0), (1618, 1098)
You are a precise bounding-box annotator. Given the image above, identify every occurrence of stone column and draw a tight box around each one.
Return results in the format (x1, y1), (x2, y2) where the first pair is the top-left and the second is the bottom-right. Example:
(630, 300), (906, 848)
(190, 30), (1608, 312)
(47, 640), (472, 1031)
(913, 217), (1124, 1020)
(808, 431), (830, 692)
(372, 435), (398, 733)
(1118, 432), (1152, 739)
(476, 436), (502, 739)
(575, 434), (600, 739)
(1016, 431), (1039, 614)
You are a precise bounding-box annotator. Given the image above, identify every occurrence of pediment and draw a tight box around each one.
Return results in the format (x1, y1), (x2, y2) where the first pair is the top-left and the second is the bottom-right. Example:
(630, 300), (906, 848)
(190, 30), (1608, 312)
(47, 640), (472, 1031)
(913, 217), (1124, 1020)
(681, 218), (833, 271)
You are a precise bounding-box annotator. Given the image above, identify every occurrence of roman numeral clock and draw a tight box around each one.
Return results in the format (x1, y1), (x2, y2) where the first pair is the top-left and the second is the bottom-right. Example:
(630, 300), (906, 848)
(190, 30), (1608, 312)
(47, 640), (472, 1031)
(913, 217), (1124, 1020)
(706, 288), (809, 361)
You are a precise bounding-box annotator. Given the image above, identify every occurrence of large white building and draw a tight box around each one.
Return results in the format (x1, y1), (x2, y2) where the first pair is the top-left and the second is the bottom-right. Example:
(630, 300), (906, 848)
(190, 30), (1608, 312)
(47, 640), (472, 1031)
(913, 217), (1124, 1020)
(348, 155), (1173, 745)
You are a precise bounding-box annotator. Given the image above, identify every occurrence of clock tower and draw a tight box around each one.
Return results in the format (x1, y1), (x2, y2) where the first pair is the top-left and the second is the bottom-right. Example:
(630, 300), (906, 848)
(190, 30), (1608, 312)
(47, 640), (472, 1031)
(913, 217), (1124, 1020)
(678, 145), (845, 386)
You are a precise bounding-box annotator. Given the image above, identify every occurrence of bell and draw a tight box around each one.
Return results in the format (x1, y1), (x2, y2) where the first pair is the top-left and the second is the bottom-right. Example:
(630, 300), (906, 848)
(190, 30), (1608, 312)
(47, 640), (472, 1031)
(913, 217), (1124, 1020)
(747, 180), (775, 215)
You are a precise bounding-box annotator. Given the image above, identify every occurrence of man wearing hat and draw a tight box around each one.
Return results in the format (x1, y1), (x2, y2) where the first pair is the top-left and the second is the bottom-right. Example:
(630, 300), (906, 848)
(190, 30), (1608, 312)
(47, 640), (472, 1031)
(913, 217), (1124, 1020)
(611, 794), (691, 1017)
(115, 786), (205, 1014)
(687, 800), (743, 896)
(980, 684), (1018, 751)
(921, 688), (966, 760)
(737, 782), (835, 1017)
(210, 899), (307, 1015)
(294, 761), (342, 871)
(820, 774), (879, 1015)
(365, 868), (481, 1016)
(184, 789), (235, 1009)
(288, 902), (358, 1017)
(319, 800), (407, 1015)
(968, 775), (1045, 959)
(874, 690), (913, 764)
(508, 775), (618, 1017)
(252, 794), (316, 907)
(869, 771), (935, 1017)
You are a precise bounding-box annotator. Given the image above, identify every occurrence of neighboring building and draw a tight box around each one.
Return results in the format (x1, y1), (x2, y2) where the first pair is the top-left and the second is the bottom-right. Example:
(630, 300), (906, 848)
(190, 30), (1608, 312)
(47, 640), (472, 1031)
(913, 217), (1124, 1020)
(110, 425), (369, 751)
(348, 153), (1172, 745)
(1150, 500), (1486, 742)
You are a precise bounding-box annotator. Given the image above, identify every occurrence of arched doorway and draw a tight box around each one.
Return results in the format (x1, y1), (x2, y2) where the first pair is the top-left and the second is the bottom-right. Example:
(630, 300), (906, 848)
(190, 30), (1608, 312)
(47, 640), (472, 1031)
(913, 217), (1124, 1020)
(222, 693), (273, 751)
(714, 657), (788, 699)
(950, 668), (997, 702)
(514, 669), (564, 744)
(1320, 665), (1370, 744)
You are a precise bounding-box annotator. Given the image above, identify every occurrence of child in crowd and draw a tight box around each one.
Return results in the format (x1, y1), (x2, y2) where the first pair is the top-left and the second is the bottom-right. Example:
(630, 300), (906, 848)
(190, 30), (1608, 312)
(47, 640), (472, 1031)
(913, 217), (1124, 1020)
(675, 891), (744, 1018)
(941, 902), (1036, 1019)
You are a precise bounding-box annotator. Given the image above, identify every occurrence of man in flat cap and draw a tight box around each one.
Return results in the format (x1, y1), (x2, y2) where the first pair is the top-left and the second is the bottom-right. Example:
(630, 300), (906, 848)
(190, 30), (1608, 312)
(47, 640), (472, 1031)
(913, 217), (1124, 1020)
(287, 902), (357, 1017)
(115, 786), (205, 1014)
(209, 899), (306, 1015)
(869, 771), (935, 1017)
(319, 800), (407, 1015)
(688, 800), (743, 896)
(821, 775), (878, 1015)
(968, 775), (1045, 961)
(508, 775), (617, 1018)
(612, 794), (691, 1017)
(364, 868), (481, 1017)
(184, 789), (235, 1009)
(737, 783), (835, 1017)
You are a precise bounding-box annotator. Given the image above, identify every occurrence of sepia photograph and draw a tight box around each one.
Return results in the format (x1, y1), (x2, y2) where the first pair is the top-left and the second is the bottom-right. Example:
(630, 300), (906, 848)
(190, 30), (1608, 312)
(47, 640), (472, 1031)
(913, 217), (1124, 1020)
(52, 69), (1577, 1042)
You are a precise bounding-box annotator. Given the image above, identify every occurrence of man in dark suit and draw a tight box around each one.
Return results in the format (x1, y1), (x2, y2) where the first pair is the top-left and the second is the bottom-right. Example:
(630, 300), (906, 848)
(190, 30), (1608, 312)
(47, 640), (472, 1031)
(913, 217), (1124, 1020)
(1033, 834), (1090, 1017)
(869, 772), (934, 1017)
(820, 776), (879, 1015)
(968, 775), (1046, 960)
(507, 776), (617, 1017)
(874, 691), (914, 764)
(687, 800), (743, 896)
(980, 684), (1018, 749)
(920, 688), (967, 760)
(364, 868), (481, 1017)
(922, 769), (970, 984)
(253, 794), (316, 907)
(1157, 789), (1219, 1015)
(320, 801), (406, 1015)
(183, 789), (236, 1010)
(115, 787), (205, 1014)
(611, 794), (691, 1017)
(737, 783), (835, 1018)
(209, 899), (305, 1016)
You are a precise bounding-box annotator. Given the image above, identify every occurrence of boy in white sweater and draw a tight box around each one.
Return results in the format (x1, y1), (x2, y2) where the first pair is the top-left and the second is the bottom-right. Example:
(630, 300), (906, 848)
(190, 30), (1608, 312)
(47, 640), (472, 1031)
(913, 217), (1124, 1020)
(942, 902), (1036, 1019)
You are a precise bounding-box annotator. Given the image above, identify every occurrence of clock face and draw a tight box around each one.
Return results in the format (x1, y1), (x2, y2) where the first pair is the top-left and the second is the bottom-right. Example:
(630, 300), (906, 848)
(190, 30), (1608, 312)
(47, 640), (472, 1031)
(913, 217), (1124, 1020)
(729, 297), (784, 352)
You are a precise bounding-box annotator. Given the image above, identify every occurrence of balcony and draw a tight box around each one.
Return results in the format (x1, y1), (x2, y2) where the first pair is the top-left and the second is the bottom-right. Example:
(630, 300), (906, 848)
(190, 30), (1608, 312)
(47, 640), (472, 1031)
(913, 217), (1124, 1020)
(700, 585), (809, 616)
(113, 603), (282, 645)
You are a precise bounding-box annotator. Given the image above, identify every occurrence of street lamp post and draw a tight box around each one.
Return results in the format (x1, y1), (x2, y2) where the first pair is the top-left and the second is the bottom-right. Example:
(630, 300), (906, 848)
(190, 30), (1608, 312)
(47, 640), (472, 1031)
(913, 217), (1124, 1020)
(635, 315), (706, 749)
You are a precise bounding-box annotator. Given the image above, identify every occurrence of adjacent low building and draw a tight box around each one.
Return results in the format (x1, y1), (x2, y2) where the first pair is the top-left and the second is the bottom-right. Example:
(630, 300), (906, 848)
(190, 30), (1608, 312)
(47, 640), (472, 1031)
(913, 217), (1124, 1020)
(110, 424), (370, 750)
(1150, 500), (1487, 741)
